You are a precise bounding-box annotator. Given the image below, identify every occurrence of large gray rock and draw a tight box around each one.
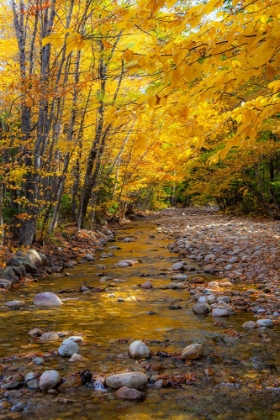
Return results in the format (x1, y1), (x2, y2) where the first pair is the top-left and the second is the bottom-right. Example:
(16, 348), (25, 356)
(192, 302), (212, 314)
(105, 372), (148, 390)
(58, 338), (79, 357)
(26, 249), (43, 267)
(39, 370), (61, 391)
(129, 341), (151, 358)
(181, 343), (204, 360)
(115, 386), (146, 401)
(0, 278), (13, 289)
(8, 256), (39, 275)
(1, 266), (18, 280)
(33, 292), (62, 307)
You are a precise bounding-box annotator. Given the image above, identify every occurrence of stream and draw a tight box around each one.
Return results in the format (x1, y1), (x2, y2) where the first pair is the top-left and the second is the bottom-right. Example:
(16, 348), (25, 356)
(1, 220), (280, 419)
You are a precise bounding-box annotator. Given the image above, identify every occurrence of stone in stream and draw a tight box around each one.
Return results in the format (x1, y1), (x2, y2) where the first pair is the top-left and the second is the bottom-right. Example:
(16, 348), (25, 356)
(105, 372), (148, 389)
(118, 259), (135, 267)
(58, 337), (80, 357)
(141, 281), (153, 289)
(129, 341), (151, 358)
(181, 343), (204, 360)
(69, 353), (87, 362)
(28, 328), (43, 337)
(115, 386), (146, 401)
(192, 302), (212, 314)
(33, 292), (62, 307)
(212, 302), (234, 317)
(39, 332), (59, 342)
(84, 254), (95, 261)
(242, 321), (257, 329)
(32, 357), (44, 365)
(39, 370), (61, 391)
(5, 300), (25, 308)
(171, 262), (185, 271)
(171, 274), (188, 281)
(166, 282), (186, 289)
(217, 296), (231, 303)
(256, 319), (274, 327)
(25, 372), (40, 390)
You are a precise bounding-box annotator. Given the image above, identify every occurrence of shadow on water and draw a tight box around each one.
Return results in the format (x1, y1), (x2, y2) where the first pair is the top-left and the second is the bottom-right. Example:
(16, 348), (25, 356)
(0, 221), (280, 419)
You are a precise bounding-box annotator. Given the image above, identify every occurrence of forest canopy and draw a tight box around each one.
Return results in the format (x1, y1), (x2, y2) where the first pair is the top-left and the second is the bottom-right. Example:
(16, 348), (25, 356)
(0, 0), (279, 245)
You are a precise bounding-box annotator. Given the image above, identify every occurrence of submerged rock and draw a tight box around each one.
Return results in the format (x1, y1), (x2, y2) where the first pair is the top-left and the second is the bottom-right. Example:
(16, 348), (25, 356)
(242, 321), (257, 329)
(212, 301), (234, 317)
(39, 332), (59, 342)
(129, 341), (151, 358)
(105, 372), (148, 389)
(115, 386), (146, 401)
(193, 302), (212, 314)
(141, 281), (153, 289)
(181, 343), (204, 360)
(5, 300), (25, 308)
(33, 292), (62, 307)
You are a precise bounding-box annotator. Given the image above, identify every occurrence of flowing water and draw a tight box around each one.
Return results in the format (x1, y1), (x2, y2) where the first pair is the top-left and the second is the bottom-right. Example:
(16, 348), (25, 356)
(1, 221), (280, 420)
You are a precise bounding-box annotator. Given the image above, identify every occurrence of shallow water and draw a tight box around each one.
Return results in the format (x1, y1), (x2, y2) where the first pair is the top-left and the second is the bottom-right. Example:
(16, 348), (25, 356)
(1, 221), (280, 420)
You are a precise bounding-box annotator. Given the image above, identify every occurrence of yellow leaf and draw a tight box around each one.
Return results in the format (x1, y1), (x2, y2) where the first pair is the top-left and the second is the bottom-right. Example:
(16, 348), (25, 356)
(42, 33), (64, 48)
(232, 60), (241, 69)
(266, 63), (276, 80)
(260, 15), (269, 24)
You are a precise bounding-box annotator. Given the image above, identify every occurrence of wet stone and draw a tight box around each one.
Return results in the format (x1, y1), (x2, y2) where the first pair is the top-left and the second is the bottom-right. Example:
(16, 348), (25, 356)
(181, 343), (204, 360)
(115, 386), (146, 401)
(129, 341), (151, 358)
(256, 319), (274, 327)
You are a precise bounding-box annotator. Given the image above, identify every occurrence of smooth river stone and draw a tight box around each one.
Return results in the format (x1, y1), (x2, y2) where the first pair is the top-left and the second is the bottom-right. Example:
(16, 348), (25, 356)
(256, 319), (274, 327)
(129, 340), (151, 358)
(115, 386), (146, 401)
(39, 370), (61, 391)
(181, 343), (204, 360)
(58, 338), (80, 357)
(5, 300), (25, 308)
(105, 372), (148, 390)
(33, 292), (62, 307)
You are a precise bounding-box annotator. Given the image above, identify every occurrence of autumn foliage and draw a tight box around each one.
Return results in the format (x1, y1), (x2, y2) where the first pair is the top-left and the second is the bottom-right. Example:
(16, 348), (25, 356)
(0, 0), (279, 245)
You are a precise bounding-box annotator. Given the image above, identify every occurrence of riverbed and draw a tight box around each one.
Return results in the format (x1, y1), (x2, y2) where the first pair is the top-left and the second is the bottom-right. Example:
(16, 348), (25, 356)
(1, 214), (280, 419)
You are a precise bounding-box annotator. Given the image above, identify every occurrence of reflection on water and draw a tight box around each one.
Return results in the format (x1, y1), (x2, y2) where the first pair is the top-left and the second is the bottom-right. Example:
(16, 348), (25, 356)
(0, 222), (280, 419)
